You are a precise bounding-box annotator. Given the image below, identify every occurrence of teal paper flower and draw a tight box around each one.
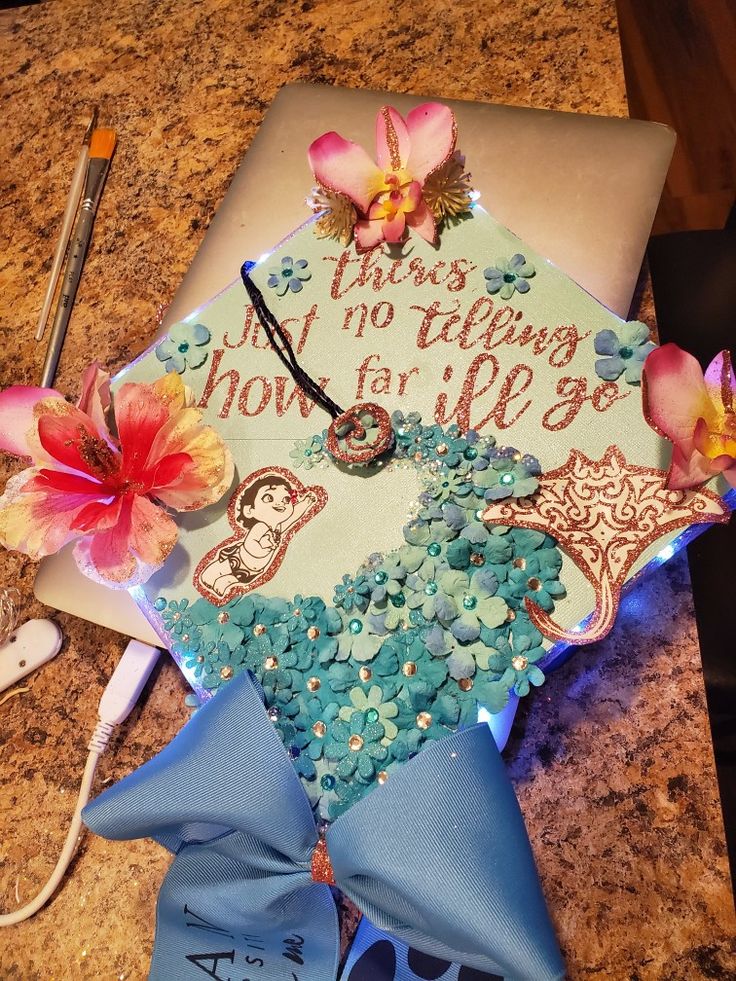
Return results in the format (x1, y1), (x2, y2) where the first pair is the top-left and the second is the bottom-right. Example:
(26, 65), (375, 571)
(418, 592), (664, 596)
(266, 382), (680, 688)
(594, 321), (656, 385)
(424, 466), (473, 504)
(267, 255), (311, 295)
(405, 568), (457, 623)
(155, 322), (211, 373)
(370, 554), (406, 602)
(473, 455), (539, 501)
(484, 254), (535, 299)
(486, 632), (546, 697)
(333, 573), (372, 613)
(289, 436), (324, 470)
(338, 684), (399, 742)
(324, 711), (388, 782)
(159, 598), (193, 636)
(337, 614), (383, 662)
(501, 549), (566, 613)
(439, 568), (509, 641)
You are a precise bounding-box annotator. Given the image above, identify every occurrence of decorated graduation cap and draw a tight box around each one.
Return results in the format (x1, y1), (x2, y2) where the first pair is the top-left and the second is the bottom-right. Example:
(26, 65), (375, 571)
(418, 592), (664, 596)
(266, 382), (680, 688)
(1, 101), (734, 979)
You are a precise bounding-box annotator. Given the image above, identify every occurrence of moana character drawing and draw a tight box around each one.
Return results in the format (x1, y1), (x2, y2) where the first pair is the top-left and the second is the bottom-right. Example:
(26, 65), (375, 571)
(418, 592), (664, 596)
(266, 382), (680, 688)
(195, 466), (327, 604)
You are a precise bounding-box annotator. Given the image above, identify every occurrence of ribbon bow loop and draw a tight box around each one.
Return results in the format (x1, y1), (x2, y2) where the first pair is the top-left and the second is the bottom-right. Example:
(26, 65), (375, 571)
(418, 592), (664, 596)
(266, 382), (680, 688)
(84, 672), (564, 981)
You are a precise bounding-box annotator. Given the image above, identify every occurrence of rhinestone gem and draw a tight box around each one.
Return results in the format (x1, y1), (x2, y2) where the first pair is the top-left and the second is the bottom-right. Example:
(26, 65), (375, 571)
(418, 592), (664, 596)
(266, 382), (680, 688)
(424, 580), (438, 595)
(268, 706), (281, 722)
(348, 734), (365, 752)
(462, 595), (477, 610)
(349, 618), (363, 634)
(264, 656), (279, 670)
(253, 624), (267, 636)
(374, 570), (388, 584)
(458, 677), (474, 692)
(196, 655), (205, 663)
(307, 626), (320, 640)
(511, 654), (529, 671)
(475, 509), (485, 520)
(172, 612), (181, 622)
(217, 611), (230, 624)
(416, 711), (432, 730)
(506, 609), (517, 622)
(390, 592), (406, 608)
(377, 771), (389, 785)
(513, 557), (527, 570)
(470, 552), (485, 566)
(365, 708), (379, 724)
(427, 542), (441, 556)
(527, 576), (542, 591)
(306, 676), (321, 692)
(293, 608), (301, 616)
(312, 720), (327, 738)
(321, 773), (336, 790)
(154, 597), (166, 611)
(219, 665), (234, 680)
(436, 442), (449, 456)
(358, 666), (373, 682)
(402, 661), (417, 677)
(619, 345), (634, 359)
(512, 451), (522, 462)
(499, 472), (515, 486)
(464, 446), (478, 460)
(181, 633), (190, 643)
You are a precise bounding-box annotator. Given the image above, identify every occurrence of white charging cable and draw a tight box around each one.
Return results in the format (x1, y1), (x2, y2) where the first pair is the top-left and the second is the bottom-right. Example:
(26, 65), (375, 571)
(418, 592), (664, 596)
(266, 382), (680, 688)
(0, 639), (161, 926)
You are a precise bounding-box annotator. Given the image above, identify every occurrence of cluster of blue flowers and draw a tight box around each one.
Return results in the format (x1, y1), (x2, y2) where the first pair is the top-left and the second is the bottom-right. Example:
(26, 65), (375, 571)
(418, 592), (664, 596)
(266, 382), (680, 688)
(155, 414), (565, 819)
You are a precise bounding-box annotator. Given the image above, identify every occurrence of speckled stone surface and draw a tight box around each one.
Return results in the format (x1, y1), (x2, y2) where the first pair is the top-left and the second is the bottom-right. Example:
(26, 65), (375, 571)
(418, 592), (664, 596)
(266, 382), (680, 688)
(0, 1), (734, 978)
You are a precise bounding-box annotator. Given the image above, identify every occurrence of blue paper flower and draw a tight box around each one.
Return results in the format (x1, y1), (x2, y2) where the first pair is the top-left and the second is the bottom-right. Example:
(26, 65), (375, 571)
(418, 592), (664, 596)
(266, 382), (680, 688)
(484, 254), (535, 299)
(333, 573), (372, 613)
(289, 436), (324, 470)
(324, 711), (388, 783)
(155, 322), (211, 373)
(267, 256), (311, 295)
(594, 321), (657, 384)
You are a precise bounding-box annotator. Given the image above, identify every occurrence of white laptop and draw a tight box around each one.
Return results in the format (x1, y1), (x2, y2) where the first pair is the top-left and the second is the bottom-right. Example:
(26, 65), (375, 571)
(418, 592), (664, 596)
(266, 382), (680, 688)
(34, 83), (675, 648)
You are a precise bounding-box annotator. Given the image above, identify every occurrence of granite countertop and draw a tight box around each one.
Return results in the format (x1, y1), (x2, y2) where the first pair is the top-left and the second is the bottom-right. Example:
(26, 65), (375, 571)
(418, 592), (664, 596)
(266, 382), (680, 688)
(0, 1), (734, 978)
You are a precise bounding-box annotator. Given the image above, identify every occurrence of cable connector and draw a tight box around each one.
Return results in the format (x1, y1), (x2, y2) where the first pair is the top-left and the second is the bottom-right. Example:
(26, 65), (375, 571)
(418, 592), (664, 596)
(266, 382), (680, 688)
(98, 639), (161, 726)
(0, 639), (161, 926)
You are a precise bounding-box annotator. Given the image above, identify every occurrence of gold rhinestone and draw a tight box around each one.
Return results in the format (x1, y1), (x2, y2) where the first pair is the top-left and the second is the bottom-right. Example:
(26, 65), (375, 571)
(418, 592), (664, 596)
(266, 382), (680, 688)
(513, 557), (526, 570)
(348, 734), (365, 752)
(402, 661), (417, 677)
(359, 666), (373, 682)
(312, 720), (327, 738)
(512, 451), (522, 462)
(377, 770), (389, 785)
(511, 655), (529, 671)
(527, 576), (542, 591)
(506, 609), (516, 622)
(196, 654), (205, 663)
(219, 665), (234, 680)
(470, 552), (485, 566)
(306, 676), (321, 692)
(416, 711), (432, 730)
(172, 612), (181, 622)
(181, 633), (190, 643)
(414, 451), (423, 462)
(436, 442), (449, 456)
(264, 655), (278, 670)
(458, 677), (474, 692)
(253, 624), (267, 636)
(217, 611), (230, 624)
(307, 626), (320, 640)
(293, 608), (301, 616)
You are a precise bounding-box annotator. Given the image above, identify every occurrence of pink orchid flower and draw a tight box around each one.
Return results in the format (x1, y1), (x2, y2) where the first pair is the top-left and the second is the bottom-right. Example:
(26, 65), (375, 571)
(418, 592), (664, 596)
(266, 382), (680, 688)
(0, 364), (233, 587)
(308, 103), (456, 251)
(643, 343), (736, 490)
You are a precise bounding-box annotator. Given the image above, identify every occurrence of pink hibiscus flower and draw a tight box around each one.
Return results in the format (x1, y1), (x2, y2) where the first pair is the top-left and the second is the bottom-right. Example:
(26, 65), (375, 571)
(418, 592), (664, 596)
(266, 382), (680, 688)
(643, 343), (736, 490)
(0, 364), (233, 586)
(308, 103), (456, 251)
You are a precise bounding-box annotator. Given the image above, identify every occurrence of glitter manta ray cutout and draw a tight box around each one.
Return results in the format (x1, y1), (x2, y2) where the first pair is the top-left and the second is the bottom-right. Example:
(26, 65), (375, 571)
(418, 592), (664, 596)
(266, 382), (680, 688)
(482, 445), (730, 644)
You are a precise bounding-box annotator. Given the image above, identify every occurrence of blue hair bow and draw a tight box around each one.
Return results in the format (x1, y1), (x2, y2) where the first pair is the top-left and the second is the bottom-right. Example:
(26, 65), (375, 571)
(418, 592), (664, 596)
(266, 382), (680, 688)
(83, 672), (564, 981)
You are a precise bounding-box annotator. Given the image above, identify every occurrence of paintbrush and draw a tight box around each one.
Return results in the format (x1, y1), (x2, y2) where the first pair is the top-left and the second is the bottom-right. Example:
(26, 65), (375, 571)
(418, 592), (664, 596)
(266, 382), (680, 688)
(39, 128), (117, 388)
(35, 108), (98, 342)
